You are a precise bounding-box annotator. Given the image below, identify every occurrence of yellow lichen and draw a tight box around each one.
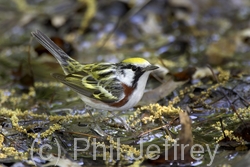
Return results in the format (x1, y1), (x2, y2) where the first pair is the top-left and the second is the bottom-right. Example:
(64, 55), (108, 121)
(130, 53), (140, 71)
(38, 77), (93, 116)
(192, 82), (221, 106)
(0, 146), (28, 160)
(0, 87), (37, 107)
(34, 81), (64, 88)
(0, 107), (85, 138)
(40, 123), (62, 138)
(231, 107), (250, 121)
(0, 134), (4, 158)
(139, 103), (182, 124)
(0, 153), (7, 159)
(0, 134), (4, 148)
(217, 68), (230, 83)
(10, 114), (27, 134)
(0, 90), (10, 104)
(164, 135), (176, 143)
(170, 96), (180, 105)
(215, 130), (245, 144)
(127, 108), (144, 128)
(107, 136), (141, 160)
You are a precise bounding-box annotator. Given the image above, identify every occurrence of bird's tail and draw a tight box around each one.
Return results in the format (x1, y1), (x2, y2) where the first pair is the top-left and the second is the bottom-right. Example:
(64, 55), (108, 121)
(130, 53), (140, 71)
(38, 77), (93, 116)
(31, 30), (80, 74)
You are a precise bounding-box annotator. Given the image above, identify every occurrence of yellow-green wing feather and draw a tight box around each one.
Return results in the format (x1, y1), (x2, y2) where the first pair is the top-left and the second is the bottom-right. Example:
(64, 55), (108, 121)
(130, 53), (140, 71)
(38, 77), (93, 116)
(52, 72), (123, 103)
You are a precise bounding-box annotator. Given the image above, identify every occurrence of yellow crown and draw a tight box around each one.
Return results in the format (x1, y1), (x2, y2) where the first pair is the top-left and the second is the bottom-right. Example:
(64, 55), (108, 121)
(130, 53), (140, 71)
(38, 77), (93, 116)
(122, 57), (148, 64)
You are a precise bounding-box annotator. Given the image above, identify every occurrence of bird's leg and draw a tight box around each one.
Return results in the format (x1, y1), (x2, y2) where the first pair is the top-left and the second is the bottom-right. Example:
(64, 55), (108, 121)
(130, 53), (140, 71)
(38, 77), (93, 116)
(85, 104), (94, 119)
(108, 111), (133, 131)
(85, 105), (107, 136)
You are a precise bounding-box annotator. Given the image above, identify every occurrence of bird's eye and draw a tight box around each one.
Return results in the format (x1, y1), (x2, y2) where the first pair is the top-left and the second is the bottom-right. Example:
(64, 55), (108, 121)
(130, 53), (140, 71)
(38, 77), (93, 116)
(131, 66), (138, 71)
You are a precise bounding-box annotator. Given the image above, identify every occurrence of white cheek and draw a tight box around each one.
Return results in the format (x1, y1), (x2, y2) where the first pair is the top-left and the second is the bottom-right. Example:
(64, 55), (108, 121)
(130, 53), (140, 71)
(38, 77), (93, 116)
(117, 69), (134, 87)
(120, 71), (151, 109)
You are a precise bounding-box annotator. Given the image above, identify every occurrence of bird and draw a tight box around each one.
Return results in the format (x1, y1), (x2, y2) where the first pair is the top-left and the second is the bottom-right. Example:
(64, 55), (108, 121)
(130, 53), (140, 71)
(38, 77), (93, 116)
(31, 30), (158, 111)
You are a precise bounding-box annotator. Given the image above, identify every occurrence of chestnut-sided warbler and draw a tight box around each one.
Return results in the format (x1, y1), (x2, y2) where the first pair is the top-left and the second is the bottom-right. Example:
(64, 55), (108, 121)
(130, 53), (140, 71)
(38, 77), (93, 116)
(31, 30), (158, 111)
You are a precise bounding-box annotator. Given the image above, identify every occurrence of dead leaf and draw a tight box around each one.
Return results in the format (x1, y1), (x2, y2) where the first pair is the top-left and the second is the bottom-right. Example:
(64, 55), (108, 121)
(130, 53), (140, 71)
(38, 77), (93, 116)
(172, 67), (196, 81)
(145, 111), (197, 165)
(139, 76), (186, 106)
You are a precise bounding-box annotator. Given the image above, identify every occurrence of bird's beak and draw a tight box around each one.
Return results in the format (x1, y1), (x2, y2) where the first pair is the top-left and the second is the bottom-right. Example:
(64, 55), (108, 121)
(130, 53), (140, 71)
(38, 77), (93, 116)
(144, 65), (159, 71)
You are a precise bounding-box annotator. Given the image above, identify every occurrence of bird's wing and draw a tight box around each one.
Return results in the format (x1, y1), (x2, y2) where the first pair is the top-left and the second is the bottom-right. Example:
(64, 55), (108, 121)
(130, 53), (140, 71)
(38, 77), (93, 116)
(52, 72), (124, 103)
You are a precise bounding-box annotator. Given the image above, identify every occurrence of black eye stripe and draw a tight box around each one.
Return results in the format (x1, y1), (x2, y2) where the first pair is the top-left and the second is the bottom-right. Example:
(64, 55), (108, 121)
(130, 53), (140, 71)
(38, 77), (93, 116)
(120, 64), (141, 71)
(119, 64), (131, 69)
(132, 66), (138, 71)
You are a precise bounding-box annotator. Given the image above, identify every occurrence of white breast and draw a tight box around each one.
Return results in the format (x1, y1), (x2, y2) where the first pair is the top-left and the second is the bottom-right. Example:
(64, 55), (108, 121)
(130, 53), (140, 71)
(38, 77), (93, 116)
(117, 71), (151, 110)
